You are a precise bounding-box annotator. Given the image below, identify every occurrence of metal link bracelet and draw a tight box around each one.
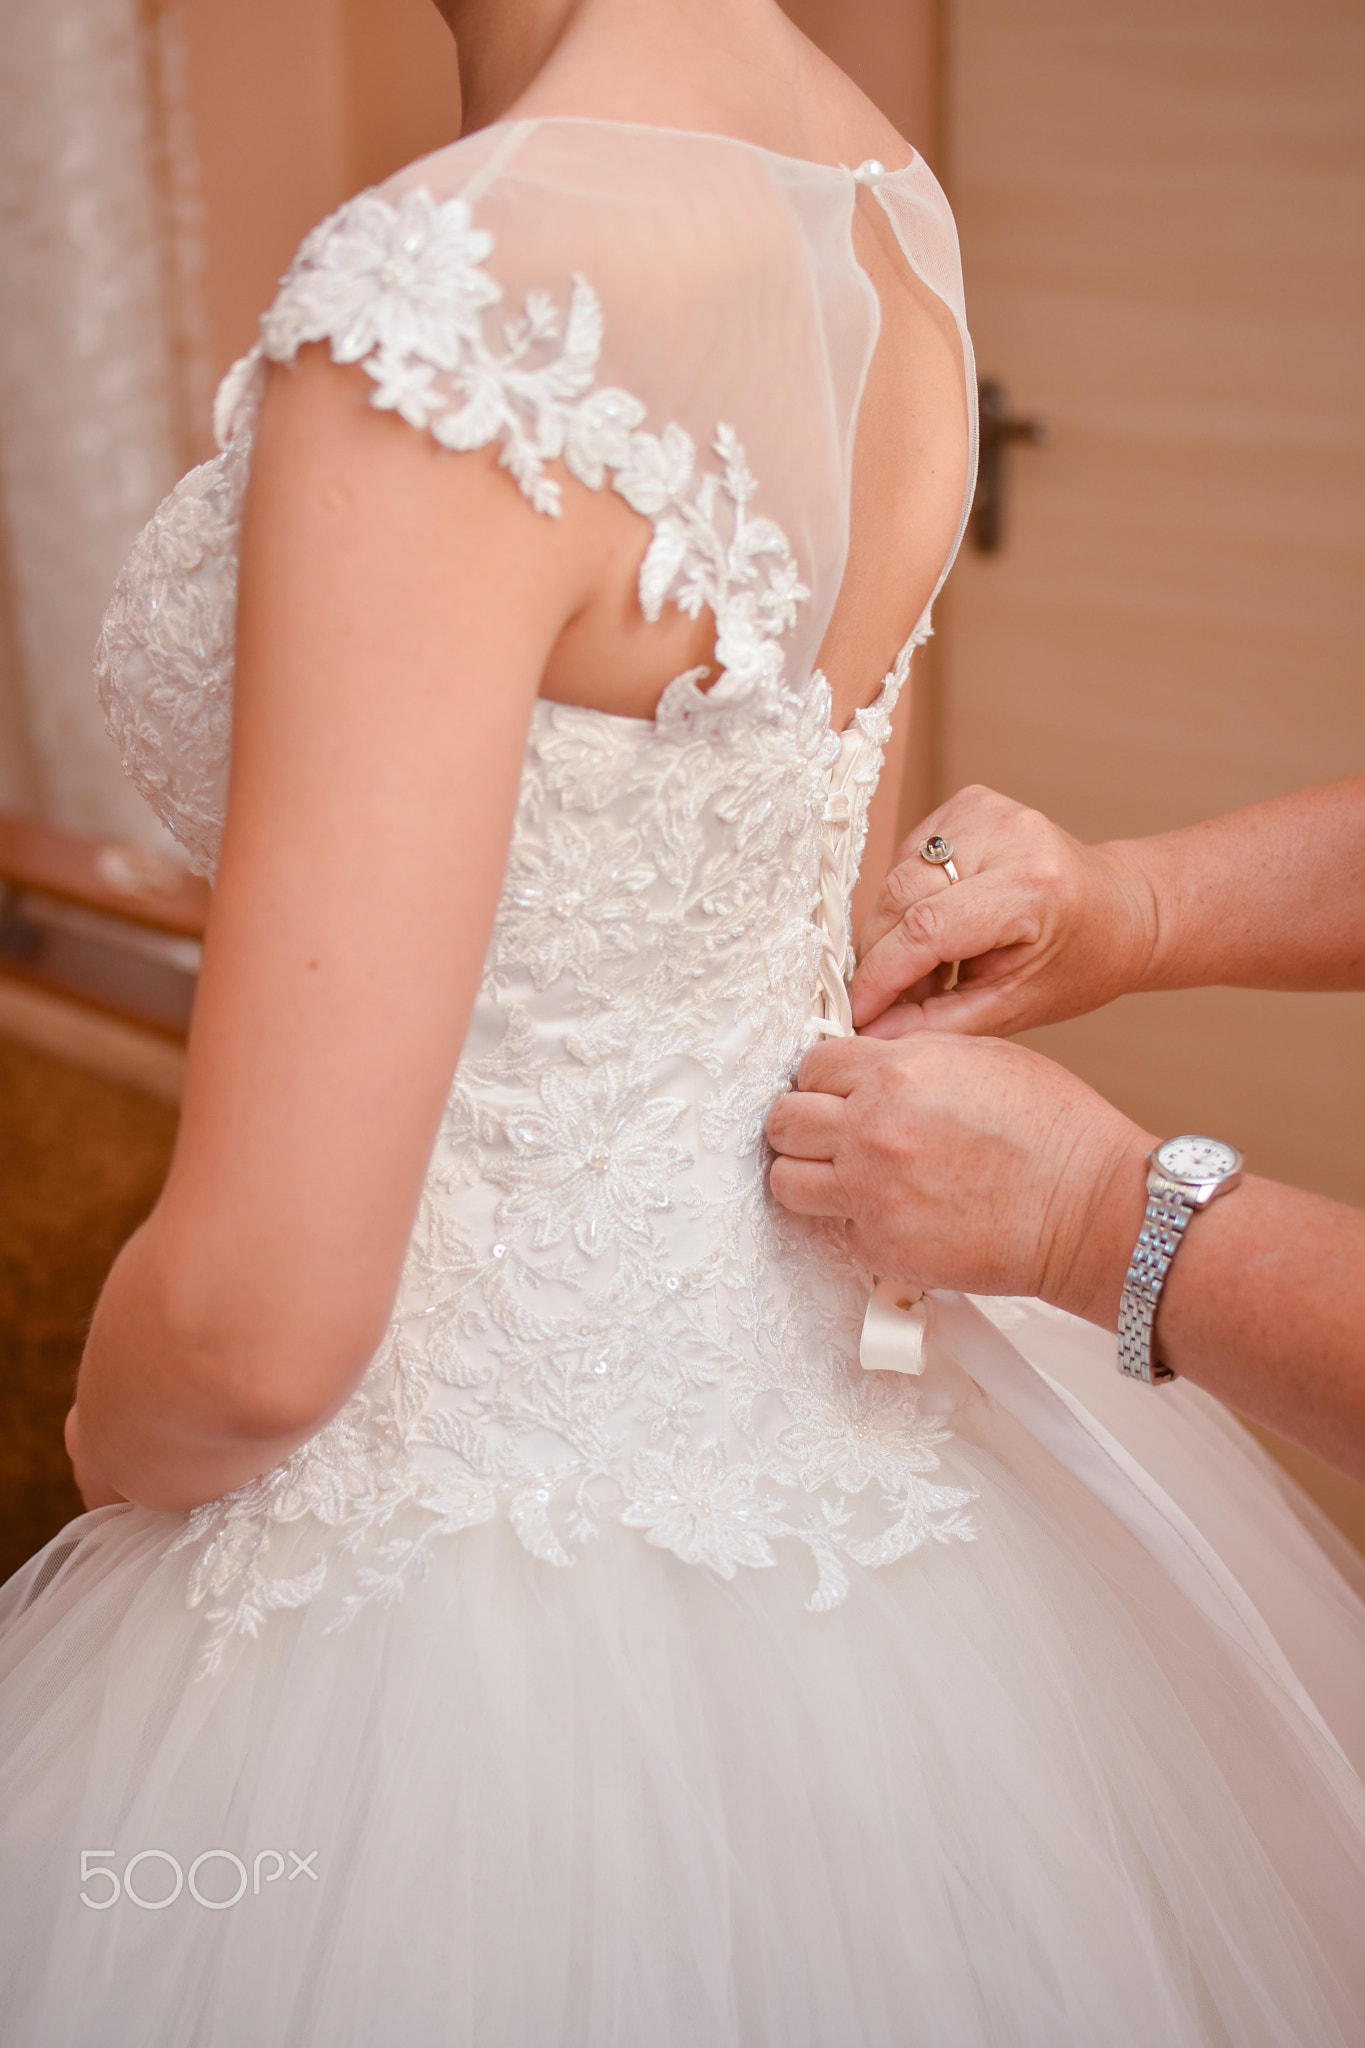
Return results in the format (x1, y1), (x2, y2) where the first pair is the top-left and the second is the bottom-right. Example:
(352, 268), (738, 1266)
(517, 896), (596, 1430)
(1116, 1136), (1244, 1385)
(1116, 1186), (1192, 1383)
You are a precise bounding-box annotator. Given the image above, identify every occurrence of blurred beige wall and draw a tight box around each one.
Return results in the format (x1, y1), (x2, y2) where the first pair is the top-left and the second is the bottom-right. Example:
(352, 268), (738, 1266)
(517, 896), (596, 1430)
(942, 0), (1365, 1544)
(179, 0), (460, 393)
(780, 0), (938, 157)
(941, 0), (1365, 1208)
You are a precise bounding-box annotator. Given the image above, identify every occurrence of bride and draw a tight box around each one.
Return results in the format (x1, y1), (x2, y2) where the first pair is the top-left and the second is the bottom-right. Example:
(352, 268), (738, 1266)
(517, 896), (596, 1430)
(3, 0), (1364, 2040)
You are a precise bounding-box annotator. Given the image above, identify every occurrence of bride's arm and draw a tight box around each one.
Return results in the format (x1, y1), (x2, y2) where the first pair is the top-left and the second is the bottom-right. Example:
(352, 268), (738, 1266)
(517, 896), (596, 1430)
(72, 349), (600, 1512)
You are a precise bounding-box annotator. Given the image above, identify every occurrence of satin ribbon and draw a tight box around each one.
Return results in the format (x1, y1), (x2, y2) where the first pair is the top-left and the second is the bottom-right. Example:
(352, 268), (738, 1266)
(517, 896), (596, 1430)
(859, 1279), (933, 1373)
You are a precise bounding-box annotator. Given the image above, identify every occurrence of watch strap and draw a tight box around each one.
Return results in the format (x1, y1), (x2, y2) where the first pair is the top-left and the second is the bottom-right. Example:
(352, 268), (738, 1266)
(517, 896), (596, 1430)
(1117, 1180), (1194, 1384)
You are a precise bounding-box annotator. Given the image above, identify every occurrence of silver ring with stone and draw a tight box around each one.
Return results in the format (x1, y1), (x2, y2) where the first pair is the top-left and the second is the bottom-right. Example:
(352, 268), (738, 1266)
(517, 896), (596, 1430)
(917, 836), (961, 991)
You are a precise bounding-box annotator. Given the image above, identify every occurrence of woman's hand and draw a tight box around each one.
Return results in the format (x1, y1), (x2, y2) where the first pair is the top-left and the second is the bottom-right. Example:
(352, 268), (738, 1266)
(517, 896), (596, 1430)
(767, 1033), (1153, 1324)
(64, 1405), (128, 1511)
(849, 785), (1159, 1038)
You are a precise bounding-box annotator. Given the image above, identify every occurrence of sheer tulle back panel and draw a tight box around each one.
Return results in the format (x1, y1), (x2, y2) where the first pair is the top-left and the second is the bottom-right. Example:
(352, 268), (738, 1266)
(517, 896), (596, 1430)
(818, 170), (978, 723)
(384, 119), (976, 718)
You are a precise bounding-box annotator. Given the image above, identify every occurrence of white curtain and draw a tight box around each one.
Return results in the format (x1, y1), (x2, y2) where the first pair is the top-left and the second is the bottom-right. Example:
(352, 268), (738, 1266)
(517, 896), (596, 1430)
(0, 0), (206, 843)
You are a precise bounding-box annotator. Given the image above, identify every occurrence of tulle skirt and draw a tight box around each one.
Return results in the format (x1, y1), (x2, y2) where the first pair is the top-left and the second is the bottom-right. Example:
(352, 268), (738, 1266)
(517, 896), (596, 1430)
(3, 1302), (1365, 2048)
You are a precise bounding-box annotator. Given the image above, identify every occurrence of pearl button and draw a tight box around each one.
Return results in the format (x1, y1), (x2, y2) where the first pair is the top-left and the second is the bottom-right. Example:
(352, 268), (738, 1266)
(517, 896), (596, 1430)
(853, 159), (886, 184)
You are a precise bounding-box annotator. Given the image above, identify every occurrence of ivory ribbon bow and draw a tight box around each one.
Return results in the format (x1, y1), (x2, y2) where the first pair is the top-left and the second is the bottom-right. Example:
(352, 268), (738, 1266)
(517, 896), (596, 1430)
(811, 710), (932, 1375)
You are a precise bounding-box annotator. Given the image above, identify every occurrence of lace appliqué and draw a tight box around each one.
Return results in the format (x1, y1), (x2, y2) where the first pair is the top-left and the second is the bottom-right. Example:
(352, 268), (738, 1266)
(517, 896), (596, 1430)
(249, 188), (810, 717)
(95, 178), (975, 1677)
(94, 183), (810, 882)
(165, 678), (975, 1678)
(93, 439), (246, 876)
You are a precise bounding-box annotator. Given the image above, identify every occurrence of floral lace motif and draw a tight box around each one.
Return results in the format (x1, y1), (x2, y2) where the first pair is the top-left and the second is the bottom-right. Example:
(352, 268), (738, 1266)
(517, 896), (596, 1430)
(94, 180), (974, 1676)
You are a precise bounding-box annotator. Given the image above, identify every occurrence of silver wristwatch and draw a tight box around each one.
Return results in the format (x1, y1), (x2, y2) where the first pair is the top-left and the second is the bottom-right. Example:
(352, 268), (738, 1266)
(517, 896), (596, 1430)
(1117, 1135), (1243, 1384)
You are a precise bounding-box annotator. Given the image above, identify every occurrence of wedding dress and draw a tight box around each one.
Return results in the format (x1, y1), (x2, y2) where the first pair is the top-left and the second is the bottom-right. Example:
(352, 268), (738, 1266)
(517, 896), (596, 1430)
(2, 117), (1364, 2048)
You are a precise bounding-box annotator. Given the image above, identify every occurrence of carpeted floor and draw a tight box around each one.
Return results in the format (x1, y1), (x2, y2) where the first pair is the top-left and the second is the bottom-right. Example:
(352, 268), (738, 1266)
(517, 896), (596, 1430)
(0, 1032), (177, 1583)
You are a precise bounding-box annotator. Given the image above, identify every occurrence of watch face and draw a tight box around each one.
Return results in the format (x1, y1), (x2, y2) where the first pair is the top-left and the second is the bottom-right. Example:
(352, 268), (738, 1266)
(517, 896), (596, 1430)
(1155, 1135), (1241, 1183)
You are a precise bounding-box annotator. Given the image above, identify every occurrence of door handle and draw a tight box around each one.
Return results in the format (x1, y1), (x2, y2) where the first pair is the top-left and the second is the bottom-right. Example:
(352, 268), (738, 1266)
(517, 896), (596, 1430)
(971, 380), (1049, 553)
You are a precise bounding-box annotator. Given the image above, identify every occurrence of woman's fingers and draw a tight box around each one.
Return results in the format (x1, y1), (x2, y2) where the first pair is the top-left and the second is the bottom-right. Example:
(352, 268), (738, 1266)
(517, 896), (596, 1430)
(858, 785), (1037, 952)
(849, 878), (1040, 1028)
(857, 949), (1046, 1039)
(796, 1036), (890, 1097)
(768, 1156), (851, 1218)
(767, 1067), (859, 1216)
(857, 851), (949, 960)
(853, 788), (1161, 1041)
(765, 1088), (844, 1159)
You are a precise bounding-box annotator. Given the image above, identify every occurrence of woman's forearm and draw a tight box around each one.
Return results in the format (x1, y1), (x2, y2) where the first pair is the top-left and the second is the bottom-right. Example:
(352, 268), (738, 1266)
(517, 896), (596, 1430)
(1061, 1158), (1365, 1481)
(1117, 775), (1365, 995)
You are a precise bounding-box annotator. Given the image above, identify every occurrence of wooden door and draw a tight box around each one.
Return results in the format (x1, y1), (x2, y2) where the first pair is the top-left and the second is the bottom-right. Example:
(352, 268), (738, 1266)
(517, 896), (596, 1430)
(941, 0), (1365, 1212)
(942, 0), (1365, 1540)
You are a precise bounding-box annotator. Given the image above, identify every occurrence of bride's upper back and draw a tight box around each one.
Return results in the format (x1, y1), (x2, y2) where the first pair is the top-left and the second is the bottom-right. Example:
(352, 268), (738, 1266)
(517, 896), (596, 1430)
(499, 13), (975, 733)
(356, 107), (974, 738)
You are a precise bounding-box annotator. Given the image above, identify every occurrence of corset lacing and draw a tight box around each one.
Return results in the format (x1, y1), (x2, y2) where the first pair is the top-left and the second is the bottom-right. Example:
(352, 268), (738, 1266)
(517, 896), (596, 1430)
(809, 709), (933, 1372)
(812, 720), (869, 1039)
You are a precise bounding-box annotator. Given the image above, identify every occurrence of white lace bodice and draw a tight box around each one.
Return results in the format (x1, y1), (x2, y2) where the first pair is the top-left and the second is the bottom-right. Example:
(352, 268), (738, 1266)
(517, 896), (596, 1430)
(94, 118), (980, 1673)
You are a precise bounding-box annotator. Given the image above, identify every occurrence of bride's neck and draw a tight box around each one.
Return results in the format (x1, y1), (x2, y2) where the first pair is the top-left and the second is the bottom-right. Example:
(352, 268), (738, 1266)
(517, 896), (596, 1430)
(433, 0), (574, 133)
(435, 0), (797, 138)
